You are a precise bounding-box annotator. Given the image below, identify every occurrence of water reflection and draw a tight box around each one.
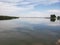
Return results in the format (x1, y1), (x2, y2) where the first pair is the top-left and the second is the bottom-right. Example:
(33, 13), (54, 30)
(50, 17), (60, 22)
(50, 18), (56, 22)
(0, 18), (60, 45)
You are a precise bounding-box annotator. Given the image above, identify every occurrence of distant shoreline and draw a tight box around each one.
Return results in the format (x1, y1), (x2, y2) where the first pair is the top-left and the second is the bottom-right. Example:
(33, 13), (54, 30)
(0, 16), (19, 20)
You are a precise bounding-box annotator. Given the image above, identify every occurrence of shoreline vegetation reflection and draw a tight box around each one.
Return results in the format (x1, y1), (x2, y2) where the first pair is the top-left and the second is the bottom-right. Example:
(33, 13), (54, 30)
(0, 16), (19, 20)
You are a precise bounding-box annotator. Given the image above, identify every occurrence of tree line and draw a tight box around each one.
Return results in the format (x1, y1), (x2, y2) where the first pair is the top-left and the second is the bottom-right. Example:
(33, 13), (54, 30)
(50, 14), (60, 20)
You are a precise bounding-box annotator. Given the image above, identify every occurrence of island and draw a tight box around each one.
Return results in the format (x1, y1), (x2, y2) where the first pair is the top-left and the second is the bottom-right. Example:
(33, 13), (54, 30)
(0, 15), (19, 20)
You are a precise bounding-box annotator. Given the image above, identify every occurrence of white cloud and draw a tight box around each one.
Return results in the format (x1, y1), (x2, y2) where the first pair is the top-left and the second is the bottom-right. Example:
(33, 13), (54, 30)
(0, 0), (59, 5)
(0, 2), (34, 16)
(0, 0), (23, 3)
(18, 11), (50, 17)
(41, 0), (59, 4)
(19, 2), (31, 5)
(0, 0), (60, 16)
(20, 0), (60, 5)
(48, 10), (60, 13)
(0, 1), (59, 17)
(48, 9), (60, 16)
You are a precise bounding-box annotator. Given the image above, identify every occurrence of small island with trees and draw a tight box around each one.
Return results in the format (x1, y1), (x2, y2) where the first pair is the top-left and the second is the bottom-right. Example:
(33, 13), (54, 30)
(50, 14), (60, 22)
(50, 14), (60, 19)
(0, 15), (19, 20)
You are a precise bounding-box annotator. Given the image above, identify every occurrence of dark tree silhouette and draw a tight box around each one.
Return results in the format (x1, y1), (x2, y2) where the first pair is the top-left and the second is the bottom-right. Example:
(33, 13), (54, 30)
(50, 14), (56, 19)
(57, 16), (60, 20)
(0, 16), (19, 20)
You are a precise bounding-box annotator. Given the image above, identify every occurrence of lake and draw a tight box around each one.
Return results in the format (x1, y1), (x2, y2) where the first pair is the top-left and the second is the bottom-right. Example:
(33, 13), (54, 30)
(0, 18), (60, 45)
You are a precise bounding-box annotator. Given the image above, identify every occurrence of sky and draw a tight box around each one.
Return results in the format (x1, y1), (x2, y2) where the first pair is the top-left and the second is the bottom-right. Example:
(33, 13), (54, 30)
(0, 0), (60, 17)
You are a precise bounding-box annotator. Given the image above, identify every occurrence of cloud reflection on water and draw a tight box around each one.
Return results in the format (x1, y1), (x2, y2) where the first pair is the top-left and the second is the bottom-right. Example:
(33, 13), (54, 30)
(0, 18), (60, 45)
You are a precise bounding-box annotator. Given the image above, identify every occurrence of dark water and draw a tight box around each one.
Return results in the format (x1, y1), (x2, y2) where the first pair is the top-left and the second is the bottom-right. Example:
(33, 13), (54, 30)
(0, 18), (60, 45)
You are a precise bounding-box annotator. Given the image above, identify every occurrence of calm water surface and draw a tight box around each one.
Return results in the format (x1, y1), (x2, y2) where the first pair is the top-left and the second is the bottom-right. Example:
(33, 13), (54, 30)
(0, 18), (60, 45)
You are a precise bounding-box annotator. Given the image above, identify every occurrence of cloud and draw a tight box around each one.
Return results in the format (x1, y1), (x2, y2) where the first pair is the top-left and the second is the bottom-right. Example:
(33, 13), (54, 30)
(48, 10), (60, 13)
(19, 0), (60, 5)
(0, 2), (34, 16)
(0, 0), (23, 3)
(0, 0), (59, 5)
(18, 11), (50, 17)
(48, 9), (60, 16)
(0, 0), (60, 16)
